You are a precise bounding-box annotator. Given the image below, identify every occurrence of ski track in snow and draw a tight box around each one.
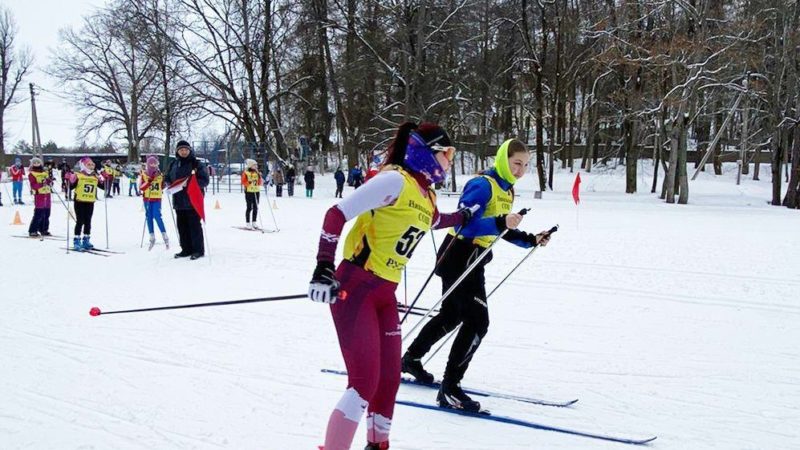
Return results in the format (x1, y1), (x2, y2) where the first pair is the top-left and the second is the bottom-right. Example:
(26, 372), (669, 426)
(2, 166), (799, 449)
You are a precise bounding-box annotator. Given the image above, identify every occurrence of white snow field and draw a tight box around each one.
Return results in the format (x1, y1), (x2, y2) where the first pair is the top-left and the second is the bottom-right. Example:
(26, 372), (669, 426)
(1, 162), (798, 450)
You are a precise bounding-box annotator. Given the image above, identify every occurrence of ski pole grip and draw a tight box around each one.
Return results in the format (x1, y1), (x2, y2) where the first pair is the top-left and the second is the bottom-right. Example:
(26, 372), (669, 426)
(518, 208), (531, 216)
(546, 224), (559, 235)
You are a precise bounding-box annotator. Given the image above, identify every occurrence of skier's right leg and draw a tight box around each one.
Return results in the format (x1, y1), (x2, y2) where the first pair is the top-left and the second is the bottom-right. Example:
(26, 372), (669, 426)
(324, 262), (383, 450)
(402, 282), (463, 383)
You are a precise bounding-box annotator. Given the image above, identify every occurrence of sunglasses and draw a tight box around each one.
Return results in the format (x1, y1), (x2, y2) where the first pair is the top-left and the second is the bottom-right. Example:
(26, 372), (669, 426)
(431, 145), (456, 162)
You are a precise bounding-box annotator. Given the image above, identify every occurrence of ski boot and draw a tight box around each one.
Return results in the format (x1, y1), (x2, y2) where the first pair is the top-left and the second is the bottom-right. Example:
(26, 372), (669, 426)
(29, 232), (39, 238)
(246, 221), (254, 230)
(365, 442), (389, 450)
(82, 235), (95, 250)
(437, 382), (481, 412)
(148, 233), (156, 251)
(41, 231), (52, 236)
(401, 353), (435, 384)
(73, 236), (84, 251)
(162, 233), (170, 250)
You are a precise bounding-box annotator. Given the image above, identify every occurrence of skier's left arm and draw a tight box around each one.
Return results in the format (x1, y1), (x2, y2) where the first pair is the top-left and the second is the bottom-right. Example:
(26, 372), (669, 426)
(502, 228), (553, 249)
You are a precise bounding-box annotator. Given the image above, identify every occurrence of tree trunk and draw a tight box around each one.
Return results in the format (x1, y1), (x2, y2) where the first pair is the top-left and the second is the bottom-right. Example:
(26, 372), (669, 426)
(783, 125), (800, 208)
(677, 116), (689, 204)
(664, 121), (679, 203)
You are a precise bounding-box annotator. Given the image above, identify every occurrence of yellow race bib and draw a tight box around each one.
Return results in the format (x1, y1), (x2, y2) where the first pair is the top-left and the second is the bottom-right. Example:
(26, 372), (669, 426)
(31, 171), (51, 195)
(343, 167), (436, 283)
(142, 173), (163, 200)
(74, 173), (99, 202)
(450, 175), (514, 248)
(244, 171), (261, 193)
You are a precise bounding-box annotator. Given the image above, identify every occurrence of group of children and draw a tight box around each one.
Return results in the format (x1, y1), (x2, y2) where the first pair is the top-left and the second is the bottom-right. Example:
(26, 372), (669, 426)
(4, 155), (169, 252)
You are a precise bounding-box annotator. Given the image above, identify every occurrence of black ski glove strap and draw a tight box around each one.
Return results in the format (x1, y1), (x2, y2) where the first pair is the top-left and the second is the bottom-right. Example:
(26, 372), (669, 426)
(494, 215), (508, 232)
(311, 260), (336, 285)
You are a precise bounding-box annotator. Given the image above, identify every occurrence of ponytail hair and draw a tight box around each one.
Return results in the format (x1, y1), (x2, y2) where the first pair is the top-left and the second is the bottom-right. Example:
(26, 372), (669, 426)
(382, 122), (418, 168)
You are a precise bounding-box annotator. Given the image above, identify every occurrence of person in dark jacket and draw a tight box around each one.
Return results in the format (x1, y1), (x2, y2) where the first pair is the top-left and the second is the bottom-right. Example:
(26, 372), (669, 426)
(286, 166), (296, 197)
(349, 165), (364, 189)
(333, 167), (345, 198)
(304, 166), (315, 198)
(165, 140), (209, 260)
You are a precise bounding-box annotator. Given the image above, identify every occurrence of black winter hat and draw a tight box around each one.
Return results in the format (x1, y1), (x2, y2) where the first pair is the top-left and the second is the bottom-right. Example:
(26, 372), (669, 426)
(415, 123), (452, 147)
(176, 140), (191, 150)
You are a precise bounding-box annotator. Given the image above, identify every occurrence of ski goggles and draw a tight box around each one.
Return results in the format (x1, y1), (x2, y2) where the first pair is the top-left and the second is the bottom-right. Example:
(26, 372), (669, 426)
(431, 145), (456, 162)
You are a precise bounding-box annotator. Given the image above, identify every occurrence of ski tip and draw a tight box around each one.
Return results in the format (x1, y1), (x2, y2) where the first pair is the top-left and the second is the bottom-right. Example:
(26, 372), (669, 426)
(89, 307), (101, 317)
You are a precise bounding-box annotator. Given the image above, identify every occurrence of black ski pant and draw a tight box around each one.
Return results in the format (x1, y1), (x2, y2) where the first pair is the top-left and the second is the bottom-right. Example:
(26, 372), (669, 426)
(176, 208), (204, 255)
(74, 202), (94, 236)
(405, 265), (488, 386)
(245, 192), (259, 222)
(275, 184), (283, 197)
(335, 183), (344, 198)
(287, 180), (294, 196)
(29, 208), (51, 234)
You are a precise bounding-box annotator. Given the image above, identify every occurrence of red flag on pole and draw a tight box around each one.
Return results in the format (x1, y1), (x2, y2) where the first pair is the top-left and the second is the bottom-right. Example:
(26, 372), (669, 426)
(572, 173), (581, 205)
(187, 172), (206, 221)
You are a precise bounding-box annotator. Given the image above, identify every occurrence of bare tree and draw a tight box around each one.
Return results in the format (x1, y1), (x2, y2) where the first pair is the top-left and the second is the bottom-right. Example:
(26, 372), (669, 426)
(0, 7), (32, 165)
(51, 5), (159, 162)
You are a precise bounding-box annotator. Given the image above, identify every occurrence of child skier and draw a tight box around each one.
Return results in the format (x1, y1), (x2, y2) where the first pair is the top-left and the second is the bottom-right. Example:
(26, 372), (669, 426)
(401, 139), (553, 412)
(308, 122), (478, 450)
(9, 157), (25, 204)
(240, 159), (262, 229)
(27, 158), (53, 237)
(67, 157), (106, 251)
(140, 155), (169, 250)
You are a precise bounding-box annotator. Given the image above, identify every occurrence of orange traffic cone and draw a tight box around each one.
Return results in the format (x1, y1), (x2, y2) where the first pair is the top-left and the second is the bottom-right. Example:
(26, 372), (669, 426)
(11, 210), (23, 225)
(214, 199), (221, 210)
(272, 200), (278, 209)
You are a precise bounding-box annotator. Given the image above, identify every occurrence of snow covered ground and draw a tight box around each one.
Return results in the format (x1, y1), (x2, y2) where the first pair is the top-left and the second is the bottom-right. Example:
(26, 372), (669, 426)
(1, 162), (798, 449)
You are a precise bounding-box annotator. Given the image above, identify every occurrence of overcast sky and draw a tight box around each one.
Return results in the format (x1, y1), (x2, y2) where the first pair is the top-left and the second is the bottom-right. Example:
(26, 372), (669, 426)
(3, 0), (106, 150)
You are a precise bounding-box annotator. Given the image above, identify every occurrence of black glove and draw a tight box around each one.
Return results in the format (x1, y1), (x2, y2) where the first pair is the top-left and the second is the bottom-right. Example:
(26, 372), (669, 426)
(309, 260), (340, 303)
(527, 231), (552, 247)
(457, 204), (480, 226)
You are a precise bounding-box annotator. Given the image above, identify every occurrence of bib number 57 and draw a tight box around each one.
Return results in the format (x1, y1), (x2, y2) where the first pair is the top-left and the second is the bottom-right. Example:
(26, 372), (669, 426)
(395, 226), (426, 257)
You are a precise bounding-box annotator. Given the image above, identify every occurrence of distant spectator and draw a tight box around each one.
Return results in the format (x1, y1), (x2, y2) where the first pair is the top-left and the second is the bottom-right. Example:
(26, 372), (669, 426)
(286, 166), (296, 197)
(273, 165), (285, 197)
(304, 166), (315, 198)
(334, 167), (345, 198)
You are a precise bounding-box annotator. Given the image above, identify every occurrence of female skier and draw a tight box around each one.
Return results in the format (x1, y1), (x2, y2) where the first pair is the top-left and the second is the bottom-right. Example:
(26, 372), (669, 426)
(308, 122), (481, 450)
(401, 139), (553, 412)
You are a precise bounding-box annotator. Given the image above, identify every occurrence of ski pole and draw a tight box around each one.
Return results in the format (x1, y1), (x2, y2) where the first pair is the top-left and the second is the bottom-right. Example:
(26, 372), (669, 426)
(424, 224), (559, 365)
(400, 207), (529, 325)
(402, 209), (530, 341)
(65, 185), (71, 254)
(399, 228), (461, 324)
(166, 189), (177, 234)
(255, 190), (266, 233)
(104, 178), (110, 249)
(89, 293), (310, 317)
(51, 185), (76, 221)
(140, 215), (146, 248)
(262, 182), (279, 232)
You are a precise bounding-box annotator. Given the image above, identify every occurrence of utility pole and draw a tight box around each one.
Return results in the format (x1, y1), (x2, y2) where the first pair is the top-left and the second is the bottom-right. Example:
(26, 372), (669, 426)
(738, 78), (749, 185)
(29, 83), (42, 160)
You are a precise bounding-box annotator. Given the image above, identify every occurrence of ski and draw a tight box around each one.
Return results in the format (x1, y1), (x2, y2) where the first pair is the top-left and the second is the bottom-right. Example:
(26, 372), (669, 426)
(321, 369), (577, 407)
(12, 235), (64, 241)
(85, 247), (125, 254)
(60, 248), (111, 257)
(396, 400), (656, 446)
(397, 302), (440, 315)
(231, 226), (277, 233)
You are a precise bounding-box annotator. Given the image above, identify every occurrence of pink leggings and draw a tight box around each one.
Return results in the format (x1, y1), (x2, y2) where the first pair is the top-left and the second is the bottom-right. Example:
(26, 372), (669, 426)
(324, 261), (400, 449)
